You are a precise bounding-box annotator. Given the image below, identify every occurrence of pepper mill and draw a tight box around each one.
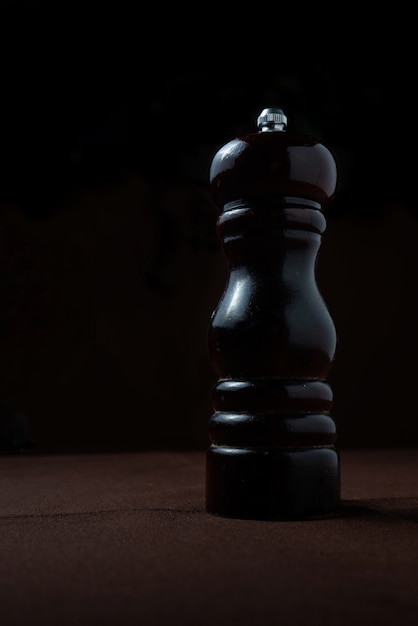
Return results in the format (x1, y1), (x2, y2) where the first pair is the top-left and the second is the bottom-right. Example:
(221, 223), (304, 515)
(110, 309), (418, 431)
(206, 107), (339, 519)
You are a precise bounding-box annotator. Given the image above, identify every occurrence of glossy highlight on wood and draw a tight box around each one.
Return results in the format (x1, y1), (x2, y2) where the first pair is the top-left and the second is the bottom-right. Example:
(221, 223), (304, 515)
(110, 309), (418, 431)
(206, 110), (340, 520)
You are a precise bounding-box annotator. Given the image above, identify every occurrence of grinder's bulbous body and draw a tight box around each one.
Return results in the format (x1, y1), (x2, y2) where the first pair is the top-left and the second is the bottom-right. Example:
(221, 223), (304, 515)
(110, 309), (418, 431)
(206, 109), (340, 520)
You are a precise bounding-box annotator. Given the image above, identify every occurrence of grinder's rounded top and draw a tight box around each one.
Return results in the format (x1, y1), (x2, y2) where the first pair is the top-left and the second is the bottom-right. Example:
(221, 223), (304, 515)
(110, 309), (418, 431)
(209, 106), (337, 208)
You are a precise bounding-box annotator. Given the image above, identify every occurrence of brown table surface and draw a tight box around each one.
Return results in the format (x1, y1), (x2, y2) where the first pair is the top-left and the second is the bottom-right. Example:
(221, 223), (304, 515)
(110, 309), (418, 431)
(1, 448), (417, 626)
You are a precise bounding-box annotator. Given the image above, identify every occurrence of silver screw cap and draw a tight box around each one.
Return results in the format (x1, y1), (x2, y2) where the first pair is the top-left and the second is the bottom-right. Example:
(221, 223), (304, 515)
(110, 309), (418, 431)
(257, 108), (287, 132)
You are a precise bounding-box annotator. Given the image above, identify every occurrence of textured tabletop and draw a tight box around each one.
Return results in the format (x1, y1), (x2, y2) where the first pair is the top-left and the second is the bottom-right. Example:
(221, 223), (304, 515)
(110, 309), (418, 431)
(0, 448), (417, 626)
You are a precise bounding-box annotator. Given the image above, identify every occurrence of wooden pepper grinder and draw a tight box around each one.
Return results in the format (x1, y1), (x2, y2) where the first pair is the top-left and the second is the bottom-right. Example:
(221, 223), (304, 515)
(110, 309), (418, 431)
(206, 107), (339, 519)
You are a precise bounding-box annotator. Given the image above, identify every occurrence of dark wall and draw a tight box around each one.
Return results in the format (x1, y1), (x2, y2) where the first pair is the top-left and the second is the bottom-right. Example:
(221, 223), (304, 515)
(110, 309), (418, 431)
(1, 2), (417, 451)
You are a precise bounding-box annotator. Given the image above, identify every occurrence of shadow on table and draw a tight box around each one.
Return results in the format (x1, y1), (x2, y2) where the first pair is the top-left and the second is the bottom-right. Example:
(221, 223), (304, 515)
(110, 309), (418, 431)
(341, 498), (418, 524)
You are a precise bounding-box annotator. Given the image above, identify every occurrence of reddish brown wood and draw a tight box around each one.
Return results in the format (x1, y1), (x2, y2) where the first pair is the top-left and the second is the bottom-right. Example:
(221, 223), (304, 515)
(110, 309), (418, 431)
(206, 109), (340, 519)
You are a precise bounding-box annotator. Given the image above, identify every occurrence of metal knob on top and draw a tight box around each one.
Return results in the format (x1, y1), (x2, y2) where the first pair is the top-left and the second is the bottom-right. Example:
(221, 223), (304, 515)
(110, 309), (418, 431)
(257, 107), (288, 132)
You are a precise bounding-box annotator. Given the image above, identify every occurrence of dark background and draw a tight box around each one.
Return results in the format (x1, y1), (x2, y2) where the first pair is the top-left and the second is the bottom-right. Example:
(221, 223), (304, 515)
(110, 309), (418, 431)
(0, 1), (417, 452)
